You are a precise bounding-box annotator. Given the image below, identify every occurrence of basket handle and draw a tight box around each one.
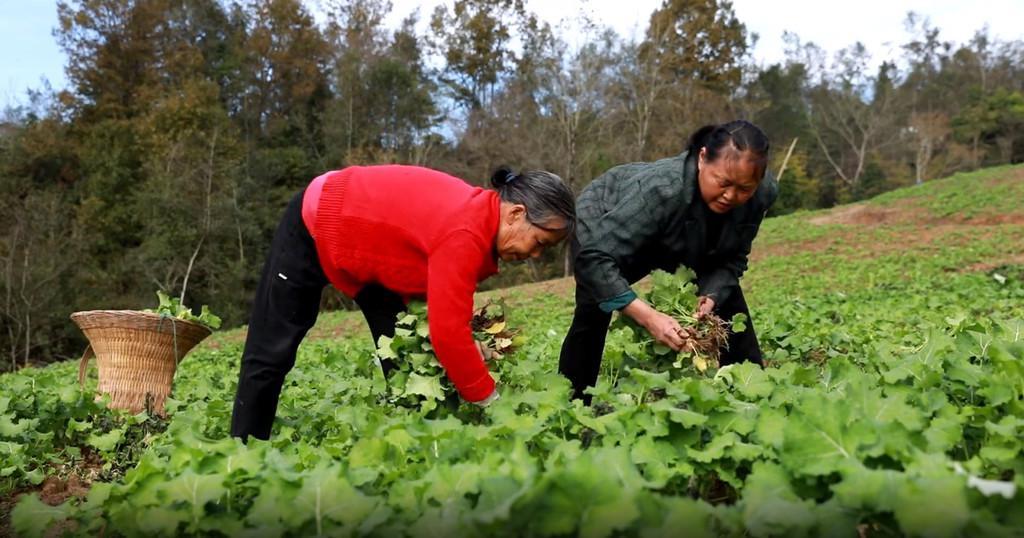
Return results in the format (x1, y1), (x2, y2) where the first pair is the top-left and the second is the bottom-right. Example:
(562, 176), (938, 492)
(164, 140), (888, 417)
(78, 345), (95, 386)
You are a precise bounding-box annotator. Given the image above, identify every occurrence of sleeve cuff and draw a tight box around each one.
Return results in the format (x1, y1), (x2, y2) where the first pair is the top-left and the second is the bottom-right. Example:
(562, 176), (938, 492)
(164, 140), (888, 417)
(456, 373), (497, 402)
(598, 289), (638, 313)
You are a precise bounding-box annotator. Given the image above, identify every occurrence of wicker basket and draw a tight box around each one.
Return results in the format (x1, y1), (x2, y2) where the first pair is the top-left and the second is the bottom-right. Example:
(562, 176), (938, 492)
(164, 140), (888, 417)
(71, 310), (212, 416)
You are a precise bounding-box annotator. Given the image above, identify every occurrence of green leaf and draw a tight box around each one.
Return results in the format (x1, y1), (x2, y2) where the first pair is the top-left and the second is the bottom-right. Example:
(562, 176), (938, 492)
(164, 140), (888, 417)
(404, 372), (446, 401)
(86, 427), (125, 452)
(831, 466), (903, 511)
(640, 497), (716, 538)
(12, 494), (73, 537)
(892, 475), (969, 538)
(689, 432), (739, 463)
(753, 409), (786, 449)
(731, 313), (748, 333)
(581, 497), (640, 538)
(780, 395), (872, 476)
(474, 476), (527, 523)
(136, 506), (190, 535)
(663, 406), (708, 428)
(0, 414), (37, 437)
(161, 469), (227, 526)
(716, 363), (773, 399)
(923, 413), (963, 453)
(397, 314), (417, 326)
(246, 479), (298, 528)
(740, 462), (817, 538)
(872, 393), (926, 431)
(289, 467), (377, 533)
(979, 445), (1019, 462)
(198, 305), (222, 329)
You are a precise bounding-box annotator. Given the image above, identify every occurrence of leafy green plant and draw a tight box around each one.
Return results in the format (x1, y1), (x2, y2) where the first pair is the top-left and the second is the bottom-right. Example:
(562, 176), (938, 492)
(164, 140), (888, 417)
(145, 291), (222, 330)
(612, 266), (747, 374)
(374, 300), (519, 412)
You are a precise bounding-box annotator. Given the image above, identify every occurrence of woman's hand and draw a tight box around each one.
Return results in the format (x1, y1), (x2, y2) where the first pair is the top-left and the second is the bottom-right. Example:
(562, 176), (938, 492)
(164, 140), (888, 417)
(472, 389), (500, 407)
(623, 299), (686, 352)
(696, 296), (716, 319)
(476, 340), (497, 361)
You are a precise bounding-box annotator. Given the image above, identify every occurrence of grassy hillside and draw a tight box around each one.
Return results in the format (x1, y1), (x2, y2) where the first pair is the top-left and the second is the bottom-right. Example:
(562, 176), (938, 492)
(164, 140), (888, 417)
(2, 165), (1023, 537)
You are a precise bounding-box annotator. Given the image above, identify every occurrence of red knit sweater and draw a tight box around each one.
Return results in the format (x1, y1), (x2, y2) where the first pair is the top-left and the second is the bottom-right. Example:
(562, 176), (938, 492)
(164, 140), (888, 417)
(307, 165), (501, 402)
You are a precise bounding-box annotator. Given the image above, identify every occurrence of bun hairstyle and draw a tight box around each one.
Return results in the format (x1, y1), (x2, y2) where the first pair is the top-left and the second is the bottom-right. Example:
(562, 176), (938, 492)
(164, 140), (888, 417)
(490, 166), (519, 188)
(490, 166), (576, 233)
(687, 120), (771, 177)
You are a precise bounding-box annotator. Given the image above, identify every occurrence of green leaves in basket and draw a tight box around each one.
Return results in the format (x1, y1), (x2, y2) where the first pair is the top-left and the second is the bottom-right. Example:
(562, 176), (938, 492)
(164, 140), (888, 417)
(147, 291), (222, 330)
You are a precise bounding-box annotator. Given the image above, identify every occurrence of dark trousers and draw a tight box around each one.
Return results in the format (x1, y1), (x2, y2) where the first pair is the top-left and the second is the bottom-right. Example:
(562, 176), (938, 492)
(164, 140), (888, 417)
(230, 191), (406, 440)
(558, 284), (763, 401)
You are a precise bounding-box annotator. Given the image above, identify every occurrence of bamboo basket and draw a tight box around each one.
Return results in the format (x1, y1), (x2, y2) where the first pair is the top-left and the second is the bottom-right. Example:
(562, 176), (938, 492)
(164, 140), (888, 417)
(71, 310), (212, 416)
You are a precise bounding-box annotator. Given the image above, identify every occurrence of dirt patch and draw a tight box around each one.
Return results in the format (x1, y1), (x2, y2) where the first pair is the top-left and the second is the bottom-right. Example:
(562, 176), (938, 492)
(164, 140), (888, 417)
(479, 276), (574, 306)
(37, 475), (90, 506)
(986, 165), (1024, 186)
(0, 446), (106, 537)
(1, 493), (16, 538)
(751, 230), (859, 261)
(961, 213), (1024, 226)
(962, 253), (1024, 274)
(808, 204), (921, 226)
(1, 475), (95, 538)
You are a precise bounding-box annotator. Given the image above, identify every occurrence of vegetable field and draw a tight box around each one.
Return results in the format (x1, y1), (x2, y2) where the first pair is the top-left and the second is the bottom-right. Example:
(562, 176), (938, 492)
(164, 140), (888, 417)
(3, 165), (1024, 537)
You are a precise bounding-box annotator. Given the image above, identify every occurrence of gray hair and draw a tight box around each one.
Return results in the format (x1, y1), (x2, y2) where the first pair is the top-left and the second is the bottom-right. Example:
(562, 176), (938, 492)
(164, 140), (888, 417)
(490, 167), (576, 234)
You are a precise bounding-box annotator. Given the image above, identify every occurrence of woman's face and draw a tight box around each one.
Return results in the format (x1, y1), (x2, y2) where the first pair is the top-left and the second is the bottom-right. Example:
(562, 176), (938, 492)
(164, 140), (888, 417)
(496, 204), (569, 262)
(697, 147), (763, 214)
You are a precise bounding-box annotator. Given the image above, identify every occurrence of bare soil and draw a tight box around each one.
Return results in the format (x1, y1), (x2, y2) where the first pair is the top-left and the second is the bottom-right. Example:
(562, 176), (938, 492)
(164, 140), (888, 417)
(0, 449), (103, 538)
(808, 204), (913, 226)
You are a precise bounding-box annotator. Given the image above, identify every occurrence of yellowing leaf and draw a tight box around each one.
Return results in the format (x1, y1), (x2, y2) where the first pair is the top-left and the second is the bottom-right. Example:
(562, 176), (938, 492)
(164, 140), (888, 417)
(483, 321), (506, 334)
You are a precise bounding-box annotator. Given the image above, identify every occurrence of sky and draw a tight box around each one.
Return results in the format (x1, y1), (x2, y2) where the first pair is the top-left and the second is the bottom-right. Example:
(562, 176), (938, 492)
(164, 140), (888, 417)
(2, 0), (1022, 108)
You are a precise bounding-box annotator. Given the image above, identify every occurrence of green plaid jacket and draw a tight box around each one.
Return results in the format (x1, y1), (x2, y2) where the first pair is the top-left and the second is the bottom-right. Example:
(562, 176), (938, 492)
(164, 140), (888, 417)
(573, 150), (778, 312)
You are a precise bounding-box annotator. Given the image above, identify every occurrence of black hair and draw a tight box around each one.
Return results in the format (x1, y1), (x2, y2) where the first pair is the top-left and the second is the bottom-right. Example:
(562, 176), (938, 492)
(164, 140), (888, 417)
(686, 120), (771, 176)
(490, 166), (576, 233)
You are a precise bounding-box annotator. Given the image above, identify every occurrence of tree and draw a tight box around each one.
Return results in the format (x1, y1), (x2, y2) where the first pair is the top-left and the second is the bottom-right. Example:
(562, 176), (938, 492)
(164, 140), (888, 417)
(536, 25), (616, 192)
(637, 0), (750, 158)
(322, 1), (438, 165)
(233, 0), (331, 165)
(908, 111), (950, 183)
(428, 0), (526, 112)
(135, 79), (240, 304)
(0, 105), (80, 368)
(609, 36), (672, 161)
(643, 0), (748, 91)
(797, 40), (902, 195)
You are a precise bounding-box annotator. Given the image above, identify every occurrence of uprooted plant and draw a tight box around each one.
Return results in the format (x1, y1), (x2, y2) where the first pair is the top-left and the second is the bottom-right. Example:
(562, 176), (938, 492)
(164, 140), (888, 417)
(374, 300), (520, 411)
(611, 266), (746, 374)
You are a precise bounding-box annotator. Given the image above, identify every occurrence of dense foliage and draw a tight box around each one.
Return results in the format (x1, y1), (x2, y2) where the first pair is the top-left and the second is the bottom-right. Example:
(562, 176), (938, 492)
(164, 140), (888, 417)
(2, 165), (1023, 536)
(3, 0), (1024, 367)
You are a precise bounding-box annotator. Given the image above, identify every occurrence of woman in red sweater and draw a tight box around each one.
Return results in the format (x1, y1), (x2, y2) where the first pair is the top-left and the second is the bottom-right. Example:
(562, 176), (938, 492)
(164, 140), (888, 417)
(231, 165), (576, 440)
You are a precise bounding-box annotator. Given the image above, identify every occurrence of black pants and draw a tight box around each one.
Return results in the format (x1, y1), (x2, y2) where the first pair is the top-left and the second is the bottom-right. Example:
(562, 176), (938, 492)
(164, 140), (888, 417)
(558, 284), (763, 402)
(230, 191), (406, 440)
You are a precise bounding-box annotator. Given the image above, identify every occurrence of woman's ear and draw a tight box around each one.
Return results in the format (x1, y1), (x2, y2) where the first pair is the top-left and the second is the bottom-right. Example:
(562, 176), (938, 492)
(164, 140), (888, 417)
(506, 204), (527, 224)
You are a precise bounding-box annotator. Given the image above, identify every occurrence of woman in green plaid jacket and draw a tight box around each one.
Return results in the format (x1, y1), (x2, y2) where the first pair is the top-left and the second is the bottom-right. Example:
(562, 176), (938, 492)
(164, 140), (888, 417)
(559, 120), (778, 401)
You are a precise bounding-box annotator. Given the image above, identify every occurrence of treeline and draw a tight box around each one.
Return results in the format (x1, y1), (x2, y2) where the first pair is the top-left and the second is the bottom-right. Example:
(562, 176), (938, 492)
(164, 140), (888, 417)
(2, 0), (1023, 370)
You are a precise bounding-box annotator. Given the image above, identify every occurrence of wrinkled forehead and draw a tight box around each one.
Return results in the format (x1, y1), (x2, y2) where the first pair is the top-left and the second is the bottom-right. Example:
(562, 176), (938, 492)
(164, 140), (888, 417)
(719, 147), (765, 186)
